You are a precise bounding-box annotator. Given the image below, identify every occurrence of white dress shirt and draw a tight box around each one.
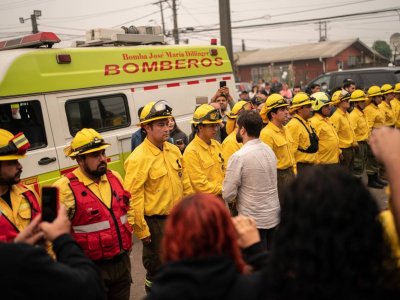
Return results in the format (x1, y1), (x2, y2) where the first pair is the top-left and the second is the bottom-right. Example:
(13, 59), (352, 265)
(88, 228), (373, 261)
(222, 139), (280, 229)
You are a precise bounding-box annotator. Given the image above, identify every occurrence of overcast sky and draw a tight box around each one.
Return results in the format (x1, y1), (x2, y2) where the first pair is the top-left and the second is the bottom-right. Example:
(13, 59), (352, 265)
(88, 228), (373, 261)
(0, 0), (399, 51)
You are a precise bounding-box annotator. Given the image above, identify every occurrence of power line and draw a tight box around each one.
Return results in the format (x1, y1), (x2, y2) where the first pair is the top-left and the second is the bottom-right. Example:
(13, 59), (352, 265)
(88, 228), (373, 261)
(190, 7), (400, 32)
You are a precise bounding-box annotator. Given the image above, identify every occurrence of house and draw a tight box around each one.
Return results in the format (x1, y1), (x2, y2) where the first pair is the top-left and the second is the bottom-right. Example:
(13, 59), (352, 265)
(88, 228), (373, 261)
(234, 38), (389, 87)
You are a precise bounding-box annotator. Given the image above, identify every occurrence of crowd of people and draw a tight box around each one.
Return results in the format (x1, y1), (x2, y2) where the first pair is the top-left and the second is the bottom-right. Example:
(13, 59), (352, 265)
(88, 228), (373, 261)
(1, 77), (400, 300)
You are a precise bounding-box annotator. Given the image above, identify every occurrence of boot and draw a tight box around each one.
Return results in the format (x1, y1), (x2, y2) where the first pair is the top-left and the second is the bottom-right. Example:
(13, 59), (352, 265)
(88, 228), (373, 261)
(367, 174), (384, 189)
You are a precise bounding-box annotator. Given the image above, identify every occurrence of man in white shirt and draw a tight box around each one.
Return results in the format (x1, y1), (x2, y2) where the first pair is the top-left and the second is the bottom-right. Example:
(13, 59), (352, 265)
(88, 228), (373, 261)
(222, 110), (280, 250)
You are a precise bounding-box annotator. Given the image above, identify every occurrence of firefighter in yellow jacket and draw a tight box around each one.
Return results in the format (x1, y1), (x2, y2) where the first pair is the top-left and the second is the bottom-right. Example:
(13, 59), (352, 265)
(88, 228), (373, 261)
(260, 94), (295, 204)
(379, 84), (396, 127)
(330, 91), (357, 171)
(391, 83), (400, 129)
(222, 100), (252, 166)
(364, 85), (386, 188)
(183, 104), (225, 195)
(123, 100), (192, 292)
(54, 128), (134, 299)
(309, 92), (340, 164)
(0, 129), (40, 243)
(286, 92), (318, 173)
(349, 90), (370, 182)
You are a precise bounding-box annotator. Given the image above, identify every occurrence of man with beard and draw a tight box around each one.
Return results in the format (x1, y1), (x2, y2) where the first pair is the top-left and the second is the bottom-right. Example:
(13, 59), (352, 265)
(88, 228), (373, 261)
(0, 129), (40, 242)
(223, 110), (279, 250)
(124, 101), (192, 293)
(53, 128), (133, 300)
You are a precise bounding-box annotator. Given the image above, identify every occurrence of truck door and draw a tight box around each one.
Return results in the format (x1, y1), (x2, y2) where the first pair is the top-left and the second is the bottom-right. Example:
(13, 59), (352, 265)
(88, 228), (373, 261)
(0, 96), (60, 189)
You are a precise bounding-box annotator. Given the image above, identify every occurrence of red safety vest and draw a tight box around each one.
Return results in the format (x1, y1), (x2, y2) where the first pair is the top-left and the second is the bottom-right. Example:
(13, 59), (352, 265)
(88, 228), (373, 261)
(0, 186), (40, 242)
(66, 171), (133, 261)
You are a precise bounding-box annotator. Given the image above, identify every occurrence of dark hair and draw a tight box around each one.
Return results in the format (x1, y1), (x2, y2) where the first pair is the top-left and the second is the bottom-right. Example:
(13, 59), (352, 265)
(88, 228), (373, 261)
(263, 165), (390, 300)
(293, 85), (301, 90)
(236, 110), (262, 138)
(343, 79), (356, 89)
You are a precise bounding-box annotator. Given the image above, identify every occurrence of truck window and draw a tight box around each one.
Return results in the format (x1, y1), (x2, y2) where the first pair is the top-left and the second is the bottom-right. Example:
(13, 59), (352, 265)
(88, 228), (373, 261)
(66, 94), (130, 136)
(0, 100), (47, 150)
(362, 72), (395, 87)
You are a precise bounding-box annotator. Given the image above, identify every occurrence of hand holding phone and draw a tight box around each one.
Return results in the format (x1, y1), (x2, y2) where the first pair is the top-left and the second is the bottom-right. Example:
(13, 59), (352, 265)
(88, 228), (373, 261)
(41, 186), (59, 223)
(219, 80), (226, 88)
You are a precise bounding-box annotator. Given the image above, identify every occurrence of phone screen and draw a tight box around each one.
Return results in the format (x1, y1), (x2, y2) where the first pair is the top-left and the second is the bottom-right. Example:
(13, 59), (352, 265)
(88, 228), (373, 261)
(41, 187), (58, 222)
(219, 81), (226, 88)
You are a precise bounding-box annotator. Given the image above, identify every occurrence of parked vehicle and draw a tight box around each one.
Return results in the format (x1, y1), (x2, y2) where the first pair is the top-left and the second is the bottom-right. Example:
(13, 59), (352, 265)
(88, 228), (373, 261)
(306, 67), (400, 93)
(0, 29), (235, 191)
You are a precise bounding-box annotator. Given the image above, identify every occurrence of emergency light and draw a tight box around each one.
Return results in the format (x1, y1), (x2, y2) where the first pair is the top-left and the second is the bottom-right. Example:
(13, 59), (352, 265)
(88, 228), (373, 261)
(0, 32), (60, 51)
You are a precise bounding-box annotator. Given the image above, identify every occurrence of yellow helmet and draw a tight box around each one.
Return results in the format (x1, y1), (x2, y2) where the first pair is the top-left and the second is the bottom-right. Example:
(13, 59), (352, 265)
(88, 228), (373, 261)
(350, 89), (368, 102)
(0, 129), (30, 161)
(265, 94), (289, 113)
(139, 100), (173, 125)
(227, 101), (251, 120)
(367, 85), (382, 97)
(290, 92), (312, 111)
(381, 84), (394, 95)
(310, 92), (331, 111)
(331, 90), (342, 105)
(394, 83), (400, 94)
(191, 104), (222, 125)
(226, 101), (251, 134)
(64, 128), (110, 158)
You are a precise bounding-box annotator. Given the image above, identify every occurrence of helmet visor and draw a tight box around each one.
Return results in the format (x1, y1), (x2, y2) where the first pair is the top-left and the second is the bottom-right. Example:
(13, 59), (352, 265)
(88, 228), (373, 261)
(144, 100), (172, 121)
(193, 108), (221, 123)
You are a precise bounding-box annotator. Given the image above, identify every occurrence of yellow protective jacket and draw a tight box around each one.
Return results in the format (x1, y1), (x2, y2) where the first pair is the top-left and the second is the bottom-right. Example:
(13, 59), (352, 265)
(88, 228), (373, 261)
(260, 121), (296, 170)
(390, 98), (400, 128)
(285, 114), (317, 164)
(183, 134), (225, 195)
(222, 131), (242, 168)
(349, 107), (369, 142)
(330, 108), (357, 149)
(379, 101), (395, 127)
(364, 103), (385, 134)
(123, 138), (192, 239)
(0, 184), (40, 240)
(309, 113), (340, 164)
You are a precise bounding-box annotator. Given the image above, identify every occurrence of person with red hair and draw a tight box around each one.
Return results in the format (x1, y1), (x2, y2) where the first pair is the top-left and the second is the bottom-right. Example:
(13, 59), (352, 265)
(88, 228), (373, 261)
(145, 193), (266, 300)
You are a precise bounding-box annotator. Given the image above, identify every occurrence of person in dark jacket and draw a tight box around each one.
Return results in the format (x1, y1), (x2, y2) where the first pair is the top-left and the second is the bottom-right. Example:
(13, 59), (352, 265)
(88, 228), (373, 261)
(168, 117), (188, 153)
(0, 205), (105, 300)
(146, 193), (267, 300)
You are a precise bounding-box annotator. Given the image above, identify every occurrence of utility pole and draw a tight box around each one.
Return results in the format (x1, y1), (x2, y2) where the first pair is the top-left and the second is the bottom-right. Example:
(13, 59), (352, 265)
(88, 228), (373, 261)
(172, 0), (179, 44)
(219, 0), (234, 65)
(153, 0), (167, 36)
(20, 10), (41, 34)
(318, 21), (327, 42)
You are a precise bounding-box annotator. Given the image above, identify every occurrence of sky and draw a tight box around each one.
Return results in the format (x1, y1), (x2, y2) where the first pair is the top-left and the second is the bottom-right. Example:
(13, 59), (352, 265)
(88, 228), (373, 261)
(0, 0), (399, 51)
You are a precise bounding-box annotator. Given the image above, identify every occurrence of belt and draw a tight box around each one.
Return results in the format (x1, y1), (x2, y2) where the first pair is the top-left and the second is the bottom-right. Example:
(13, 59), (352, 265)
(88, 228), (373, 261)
(145, 214), (168, 220)
(94, 251), (127, 264)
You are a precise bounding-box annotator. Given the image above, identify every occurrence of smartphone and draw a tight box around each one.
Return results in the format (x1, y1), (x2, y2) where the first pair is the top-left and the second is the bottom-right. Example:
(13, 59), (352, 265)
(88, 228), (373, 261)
(41, 186), (59, 222)
(219, 80), (226, 88)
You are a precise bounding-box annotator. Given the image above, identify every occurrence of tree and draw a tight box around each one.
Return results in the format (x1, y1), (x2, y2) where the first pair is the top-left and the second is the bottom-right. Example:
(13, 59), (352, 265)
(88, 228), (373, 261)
(372, 40), (392, 59)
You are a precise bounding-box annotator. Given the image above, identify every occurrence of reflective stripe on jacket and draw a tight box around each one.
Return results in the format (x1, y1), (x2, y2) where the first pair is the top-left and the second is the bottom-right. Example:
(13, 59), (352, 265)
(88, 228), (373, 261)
(66, 171), (133, 260)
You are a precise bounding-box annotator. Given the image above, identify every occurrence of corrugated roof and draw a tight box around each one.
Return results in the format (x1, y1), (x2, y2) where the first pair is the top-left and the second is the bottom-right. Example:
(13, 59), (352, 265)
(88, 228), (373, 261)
(234, 39), (386, 66)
